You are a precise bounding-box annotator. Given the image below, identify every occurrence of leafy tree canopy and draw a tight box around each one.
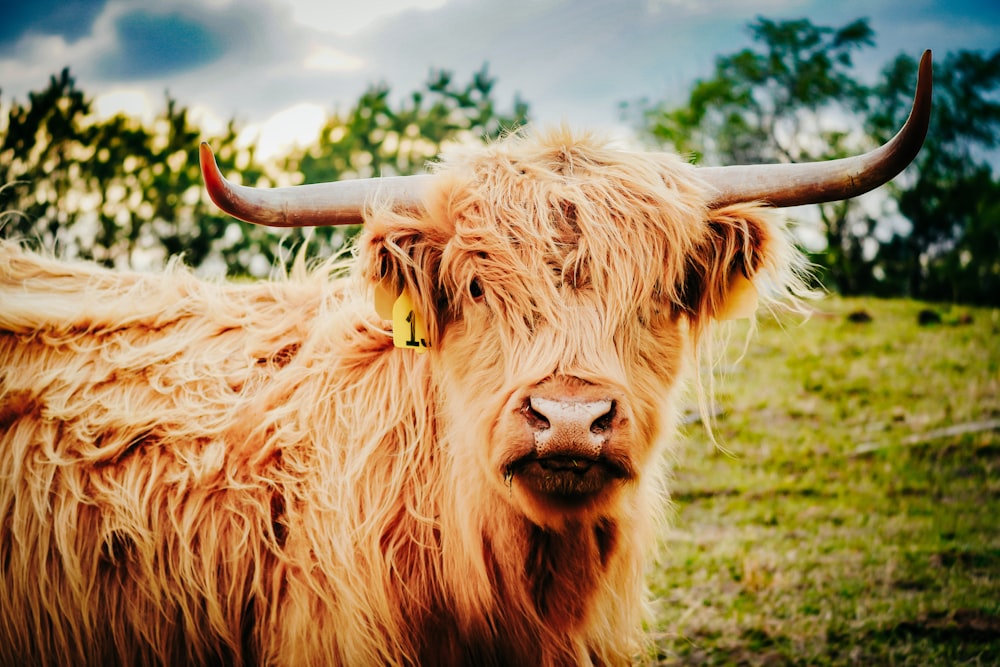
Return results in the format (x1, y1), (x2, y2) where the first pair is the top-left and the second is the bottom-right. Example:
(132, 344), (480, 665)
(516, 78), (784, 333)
(631, 17), (1000, 304)
(0, 65), (528, 276)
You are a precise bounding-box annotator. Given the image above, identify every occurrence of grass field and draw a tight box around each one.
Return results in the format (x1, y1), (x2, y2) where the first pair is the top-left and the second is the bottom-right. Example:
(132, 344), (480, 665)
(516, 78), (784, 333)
(652, 297), (1000, 665)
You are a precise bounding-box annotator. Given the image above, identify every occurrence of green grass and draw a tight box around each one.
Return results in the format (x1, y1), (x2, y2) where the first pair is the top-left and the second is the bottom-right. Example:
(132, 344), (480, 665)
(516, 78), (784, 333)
(652, 297), (1000, 665)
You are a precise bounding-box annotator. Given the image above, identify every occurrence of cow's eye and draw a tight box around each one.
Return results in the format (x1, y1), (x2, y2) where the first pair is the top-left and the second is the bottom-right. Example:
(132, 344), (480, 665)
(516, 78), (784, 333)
(469, 278), (484, 301)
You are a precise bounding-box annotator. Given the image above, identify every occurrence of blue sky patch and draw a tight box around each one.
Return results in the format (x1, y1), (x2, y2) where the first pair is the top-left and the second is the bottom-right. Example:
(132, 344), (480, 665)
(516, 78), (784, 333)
(98, 10), (226, 79)
(0, 0), (106, 48)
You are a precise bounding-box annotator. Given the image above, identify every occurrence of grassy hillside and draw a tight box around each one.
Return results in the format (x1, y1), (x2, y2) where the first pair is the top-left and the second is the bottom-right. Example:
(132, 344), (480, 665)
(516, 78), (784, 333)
(653, 297), (1000, 665)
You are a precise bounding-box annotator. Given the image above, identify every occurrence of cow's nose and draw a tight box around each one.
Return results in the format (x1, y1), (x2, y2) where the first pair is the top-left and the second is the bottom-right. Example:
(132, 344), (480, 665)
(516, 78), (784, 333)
(526, 396), (615, 457)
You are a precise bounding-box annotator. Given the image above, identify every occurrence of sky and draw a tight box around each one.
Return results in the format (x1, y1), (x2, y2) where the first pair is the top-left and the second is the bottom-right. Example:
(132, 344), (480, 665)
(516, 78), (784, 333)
(0, 0), (997, 159)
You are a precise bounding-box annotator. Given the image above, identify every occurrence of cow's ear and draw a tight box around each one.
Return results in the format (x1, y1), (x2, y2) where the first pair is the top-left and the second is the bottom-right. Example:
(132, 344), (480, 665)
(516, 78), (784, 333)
(682, 204), (788, 322)
(358, 212), (446, 343)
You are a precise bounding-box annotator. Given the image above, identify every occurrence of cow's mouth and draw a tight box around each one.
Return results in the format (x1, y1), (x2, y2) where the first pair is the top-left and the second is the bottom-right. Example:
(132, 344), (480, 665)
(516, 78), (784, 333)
(505, 454), (631, 501)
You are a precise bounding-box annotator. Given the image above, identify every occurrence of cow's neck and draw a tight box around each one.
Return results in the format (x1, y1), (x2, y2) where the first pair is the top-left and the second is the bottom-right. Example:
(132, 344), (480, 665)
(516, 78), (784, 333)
(510, 514), (619, 627)
(434, 499), (621, 663)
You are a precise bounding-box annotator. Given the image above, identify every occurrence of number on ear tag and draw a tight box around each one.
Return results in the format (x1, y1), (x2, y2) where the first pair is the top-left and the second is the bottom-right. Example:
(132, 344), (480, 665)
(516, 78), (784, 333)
(718, 273), (759, 320)
(392, 288), (431, 352)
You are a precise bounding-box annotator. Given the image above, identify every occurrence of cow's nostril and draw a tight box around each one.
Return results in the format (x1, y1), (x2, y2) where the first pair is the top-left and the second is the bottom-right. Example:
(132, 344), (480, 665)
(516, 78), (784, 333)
(591, 400), (616, 433)
(522, 402), (551, 431)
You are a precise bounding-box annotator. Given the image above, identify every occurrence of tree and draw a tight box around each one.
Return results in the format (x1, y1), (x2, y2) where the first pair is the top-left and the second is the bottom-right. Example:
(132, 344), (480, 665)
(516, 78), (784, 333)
(636, 17), (873, 163)
(2, 65), (529, 276)
(79, 96), (246, 270)
(0, 69), (92, 253)
(633, 18), (1000, 303)
(633, 18), (890, 294)
(0, 69), (254, 271)
(275, 64), (530, 261)
(867, 50), (1000, 303)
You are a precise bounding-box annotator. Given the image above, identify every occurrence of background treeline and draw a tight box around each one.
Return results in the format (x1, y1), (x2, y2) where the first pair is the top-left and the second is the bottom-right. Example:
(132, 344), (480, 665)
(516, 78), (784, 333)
(1, 18), (998, 304)
(0, 64), (527, 277)
(629, 18), (1000, 306)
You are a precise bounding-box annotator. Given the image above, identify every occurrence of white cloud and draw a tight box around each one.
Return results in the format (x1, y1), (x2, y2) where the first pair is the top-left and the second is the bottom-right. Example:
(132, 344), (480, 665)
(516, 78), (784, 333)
(285, 0), (450, 36)
(2, 0), (997, 166)
(304, 46), (365, 72)
(188, 104), (230, 137)
(242, 102), (327, 161)
(0, 35), (74, 98)
(0, 0), (202, 100)
(93, 89), (156, 123)
(0, 3), (125, 99)
(647, 0), (809, 16)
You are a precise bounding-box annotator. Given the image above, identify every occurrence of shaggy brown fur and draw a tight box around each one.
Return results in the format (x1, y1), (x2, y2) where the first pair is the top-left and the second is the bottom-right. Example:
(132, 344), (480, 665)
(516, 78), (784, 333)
(0, 128), (803, 666)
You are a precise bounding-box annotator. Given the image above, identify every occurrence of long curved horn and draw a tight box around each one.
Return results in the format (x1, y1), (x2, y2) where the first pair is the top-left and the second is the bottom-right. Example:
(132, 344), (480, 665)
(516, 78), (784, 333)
(199, 143), (432, 227)
(700, 50), (932, 209)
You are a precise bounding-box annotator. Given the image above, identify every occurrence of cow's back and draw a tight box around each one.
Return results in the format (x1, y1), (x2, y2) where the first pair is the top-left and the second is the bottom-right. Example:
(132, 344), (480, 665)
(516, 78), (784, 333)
(0, 242), (349, 665)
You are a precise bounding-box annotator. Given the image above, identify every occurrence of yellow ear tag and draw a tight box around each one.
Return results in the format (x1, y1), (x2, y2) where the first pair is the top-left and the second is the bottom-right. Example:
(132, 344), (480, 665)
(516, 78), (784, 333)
(718, 273), (759, 320)
(374, 281), (396, 320)
(391, 288), (431, 352)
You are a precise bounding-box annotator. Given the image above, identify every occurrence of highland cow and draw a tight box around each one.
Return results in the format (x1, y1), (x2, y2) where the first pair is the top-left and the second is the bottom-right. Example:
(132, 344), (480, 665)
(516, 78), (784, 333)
(0, 53), (931, 666)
